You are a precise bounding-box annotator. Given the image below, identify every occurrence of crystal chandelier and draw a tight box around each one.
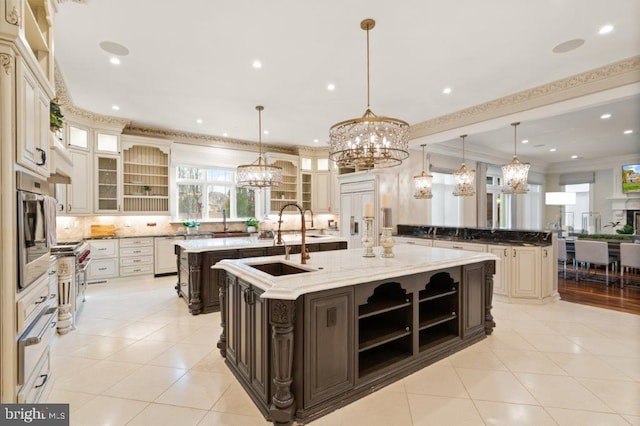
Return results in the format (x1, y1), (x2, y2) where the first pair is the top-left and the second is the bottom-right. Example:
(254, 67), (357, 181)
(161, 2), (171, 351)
(501, 122), (529, 194)
(328, 19), (409, 170)
(453, 134), (476, 197)
(237, 105), (283, 188)
(414, 144), (433, 199)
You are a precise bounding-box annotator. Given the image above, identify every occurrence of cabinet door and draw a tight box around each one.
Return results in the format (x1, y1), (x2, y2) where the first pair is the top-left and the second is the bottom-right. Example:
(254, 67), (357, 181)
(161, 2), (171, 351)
(68, 150), (91, 214)
(154, 236), (184, 275)
(249, 286), (269, 401)
(314, 172), (331, 213)
(512, 247), (541, 299)
(487, 245), (510, 296)
(540, 245), (555, 299)
(17, 63), (48, 176)
(201, 250), (238, 312)
(237, 279), (251, 380)
(225, 275), (238, 364)
(304, 287), (354, 407)
(461, 263), (485, 338)
(95, 154), (121, 213)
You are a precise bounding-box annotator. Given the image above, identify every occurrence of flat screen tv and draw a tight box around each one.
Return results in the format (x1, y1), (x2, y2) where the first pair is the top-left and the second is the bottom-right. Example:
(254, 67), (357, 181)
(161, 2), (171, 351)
(622, 164), (640, 193)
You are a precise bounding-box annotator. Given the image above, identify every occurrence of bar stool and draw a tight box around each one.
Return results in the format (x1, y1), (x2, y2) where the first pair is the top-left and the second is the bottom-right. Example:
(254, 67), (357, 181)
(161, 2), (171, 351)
(574, 240), (616, 285)
(557, 239), (571, 278)
(620, 243), (640, 288)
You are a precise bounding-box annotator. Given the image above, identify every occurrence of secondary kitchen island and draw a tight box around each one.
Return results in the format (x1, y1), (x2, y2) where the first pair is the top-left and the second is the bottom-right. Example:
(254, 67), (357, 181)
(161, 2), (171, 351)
(214, 244), (497, 424)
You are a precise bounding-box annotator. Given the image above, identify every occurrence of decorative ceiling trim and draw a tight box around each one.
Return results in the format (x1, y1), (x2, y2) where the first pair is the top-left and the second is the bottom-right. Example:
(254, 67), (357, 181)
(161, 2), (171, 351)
(5, 1), (20, 26)
(409, 56), (640, 140)
(0, 53), (13, 75)
(54, 64), (129, 129)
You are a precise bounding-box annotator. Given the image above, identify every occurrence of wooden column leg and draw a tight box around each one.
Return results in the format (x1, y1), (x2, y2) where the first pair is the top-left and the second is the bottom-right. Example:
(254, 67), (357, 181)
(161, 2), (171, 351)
(484, 260), (497, 335)
(269, 299), (296, 425)
(188, 253), (202, 315)
(217, 277), (227, 357)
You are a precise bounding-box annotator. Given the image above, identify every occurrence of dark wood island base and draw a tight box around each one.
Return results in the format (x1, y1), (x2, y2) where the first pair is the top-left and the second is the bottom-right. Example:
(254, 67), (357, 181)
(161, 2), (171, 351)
(217, 259), (496, 425)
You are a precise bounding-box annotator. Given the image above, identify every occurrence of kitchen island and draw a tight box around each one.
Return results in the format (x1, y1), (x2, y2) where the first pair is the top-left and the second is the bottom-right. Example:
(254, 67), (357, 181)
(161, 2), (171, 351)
(213, 245), (497, 424)
(174, 235), (347, 314)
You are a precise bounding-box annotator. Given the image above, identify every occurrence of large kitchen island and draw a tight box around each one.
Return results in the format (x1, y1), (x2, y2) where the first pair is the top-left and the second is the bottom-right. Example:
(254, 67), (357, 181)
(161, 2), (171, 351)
(213, 244), (497, 425)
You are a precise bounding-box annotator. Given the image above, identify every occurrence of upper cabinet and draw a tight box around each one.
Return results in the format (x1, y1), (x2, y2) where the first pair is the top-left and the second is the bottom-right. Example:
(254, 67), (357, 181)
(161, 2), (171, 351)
(94, 154), (120, 213)
(121, 139), (170, 214)
(267, 153), (299, 214)
(299, 155), (333, 214)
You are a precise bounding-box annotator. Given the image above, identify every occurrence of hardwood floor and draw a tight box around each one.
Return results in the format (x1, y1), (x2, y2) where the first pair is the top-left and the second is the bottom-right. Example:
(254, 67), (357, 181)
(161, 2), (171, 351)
(557, 266), (640, 315)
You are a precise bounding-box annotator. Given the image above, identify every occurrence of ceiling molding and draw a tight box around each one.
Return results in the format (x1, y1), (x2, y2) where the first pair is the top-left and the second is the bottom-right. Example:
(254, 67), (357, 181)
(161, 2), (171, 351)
(409, 56), (640, 140)
(0, 53), (12, 75)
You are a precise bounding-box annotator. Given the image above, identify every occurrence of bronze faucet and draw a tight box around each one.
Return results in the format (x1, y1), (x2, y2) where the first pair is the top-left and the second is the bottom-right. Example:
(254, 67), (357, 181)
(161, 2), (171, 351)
(303, 208), (314, 228)
(276, 202), (310, 264)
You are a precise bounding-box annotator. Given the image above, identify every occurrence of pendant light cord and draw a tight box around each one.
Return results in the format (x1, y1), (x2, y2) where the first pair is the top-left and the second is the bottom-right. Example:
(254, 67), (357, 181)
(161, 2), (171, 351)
(366, 26), (370, 110)
(511, 122), (520, 157)
(461, 135), (467, 164)
(257, 105), (264, 160)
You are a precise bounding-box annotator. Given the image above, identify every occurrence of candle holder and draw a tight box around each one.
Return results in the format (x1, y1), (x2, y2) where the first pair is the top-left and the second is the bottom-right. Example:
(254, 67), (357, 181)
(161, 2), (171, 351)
(380, 227), (395, 258)
(362, 216), (375, 257)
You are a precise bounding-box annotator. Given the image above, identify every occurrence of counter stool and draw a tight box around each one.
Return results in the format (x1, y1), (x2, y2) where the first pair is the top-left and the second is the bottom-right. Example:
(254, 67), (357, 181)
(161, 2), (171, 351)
(557, 239), (573, 279)
(620, 243), (640, 288)
(574, 240), (616, 285)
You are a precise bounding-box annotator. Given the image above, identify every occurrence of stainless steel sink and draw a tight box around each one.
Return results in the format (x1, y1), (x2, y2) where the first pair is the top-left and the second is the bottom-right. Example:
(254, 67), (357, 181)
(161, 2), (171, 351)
(306, 234), (331, 239)
(247, 262), (314, 276)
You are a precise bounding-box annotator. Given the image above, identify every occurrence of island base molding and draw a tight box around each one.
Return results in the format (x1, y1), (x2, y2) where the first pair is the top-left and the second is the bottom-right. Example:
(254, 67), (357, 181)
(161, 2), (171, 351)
(494, 292), (561, 305)
(219, 260), (495, 424)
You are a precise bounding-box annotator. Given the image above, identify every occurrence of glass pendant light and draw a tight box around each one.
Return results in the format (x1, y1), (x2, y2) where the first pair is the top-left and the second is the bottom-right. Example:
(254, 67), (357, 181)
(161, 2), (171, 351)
(236, 105), (283, 188)
(453, 134), (475, 197)
(414, 144), (433, 199)
(329, 19), (409, 170)
(501, 122), (529, 194)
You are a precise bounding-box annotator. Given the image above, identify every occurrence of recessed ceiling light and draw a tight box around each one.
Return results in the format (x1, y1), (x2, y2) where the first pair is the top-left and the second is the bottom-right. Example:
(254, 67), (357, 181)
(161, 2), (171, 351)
(521, 139), (529, 144)
(111, 105), (120, 111)
(599, 24), (614, 35)
(109, 57), (121, 65)
(442, 87), (452, 94)
(549, 148), (557, 152)
(252, 60), (262, 69)
(313, 139), (319, 143)
(327, 83), (335, 91)
(263, 130), (269, 135)
(223, 133), (228, 137)
(196, 119), (203, 124)
(623, 130), (633, 134)
(552, 39), (585, 54)
(600, 113), (611, 119)
(571, 155), (579, 159)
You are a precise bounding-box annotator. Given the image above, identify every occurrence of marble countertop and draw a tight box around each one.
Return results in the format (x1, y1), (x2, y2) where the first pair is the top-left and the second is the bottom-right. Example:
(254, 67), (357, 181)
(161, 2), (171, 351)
(175, 234), (348, 253)
(213, 244), (498, 300)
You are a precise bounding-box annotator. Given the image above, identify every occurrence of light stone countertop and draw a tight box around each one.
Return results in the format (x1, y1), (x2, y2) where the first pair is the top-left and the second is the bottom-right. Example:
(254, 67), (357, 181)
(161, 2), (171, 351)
(175, 234), (348, 253)
(213, 244), (499, 300)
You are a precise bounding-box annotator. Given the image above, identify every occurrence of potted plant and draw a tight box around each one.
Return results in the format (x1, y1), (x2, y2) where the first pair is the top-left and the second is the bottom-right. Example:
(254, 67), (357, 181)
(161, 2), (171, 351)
(142, 185), (151, 196)
(246, 217), (258, 233)
(182, 220), (200, 234)
(50, 99), (64, 133)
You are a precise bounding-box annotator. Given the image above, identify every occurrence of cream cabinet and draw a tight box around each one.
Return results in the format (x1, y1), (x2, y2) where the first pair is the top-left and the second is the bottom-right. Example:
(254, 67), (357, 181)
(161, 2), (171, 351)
(267, 153), (299, 213)
(314, 171), (332, 213)
(56, 149), (91, 215)
(87, 239), (119, 283)
(394, 236), (433, 247)
(487, 245), (509, 296)
(95, 154), (121, 213)
(121, 139), (170, 214)
(433, 240), (487, 252)
(16, 60), (49, 177)
(154, 235), (184, 276)
(511, 246), (540, 299)
(120, 238), (154, 276)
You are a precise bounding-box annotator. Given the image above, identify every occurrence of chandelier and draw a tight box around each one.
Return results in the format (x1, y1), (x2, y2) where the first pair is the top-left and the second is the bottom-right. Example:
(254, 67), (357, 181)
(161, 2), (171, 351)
(328, 19), (409, 170)
(453, 134), (476, 197)
(237, 105), (283, 188)
(414, 144), (433, 199)
(501, 122), (529, 194)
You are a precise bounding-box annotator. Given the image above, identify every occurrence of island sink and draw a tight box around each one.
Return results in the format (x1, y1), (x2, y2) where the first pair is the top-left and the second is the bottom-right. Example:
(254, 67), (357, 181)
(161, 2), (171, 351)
(247, 262), (314, 276)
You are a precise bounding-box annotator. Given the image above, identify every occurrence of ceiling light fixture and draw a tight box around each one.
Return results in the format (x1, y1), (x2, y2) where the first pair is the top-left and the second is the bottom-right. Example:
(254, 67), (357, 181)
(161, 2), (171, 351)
(328, 18), (409, 170)
(521, 139), (529, 144)
(600, 113), (611, 119)
(571, 155), (579, 159)
(223, 133), (228, 137)
(414, 144), (433, 199)
(236, 105), (283, 189)
(501, 122), (529, 194)
(442, 87), (452, 94)
(109, 57), (121, 65)
(252, 60), (262, 69)
(313, 139), (319, 143)
(623, 130), (633, 134)
(453, 134), (475, 197)
(196, 118), (203, 124)
(549, 148), (557, 152)
(327, 83), (335, 91)
(599, 24), (614, 34)
(111, 105), (120, 111)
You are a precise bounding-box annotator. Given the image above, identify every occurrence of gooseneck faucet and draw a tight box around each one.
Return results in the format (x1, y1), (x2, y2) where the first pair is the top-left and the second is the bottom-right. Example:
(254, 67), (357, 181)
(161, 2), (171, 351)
(303, 208), (314, 229)
(276, 202), (309, 264)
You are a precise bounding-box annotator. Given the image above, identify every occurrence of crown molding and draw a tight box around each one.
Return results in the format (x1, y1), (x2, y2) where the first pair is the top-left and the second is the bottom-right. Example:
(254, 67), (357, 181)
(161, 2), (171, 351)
(0, 53), (12, 75)
(409, 56), (640, 140)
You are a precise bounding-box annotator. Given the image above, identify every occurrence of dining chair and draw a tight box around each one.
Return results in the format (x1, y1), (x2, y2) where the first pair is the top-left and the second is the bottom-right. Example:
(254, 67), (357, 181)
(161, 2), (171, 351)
(574, 240), (616, 285)
(620, 243), (640, 288)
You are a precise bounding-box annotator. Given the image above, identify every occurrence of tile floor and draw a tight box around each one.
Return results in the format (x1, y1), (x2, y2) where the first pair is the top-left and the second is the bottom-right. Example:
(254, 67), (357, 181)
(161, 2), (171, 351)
(46, 275), (640, 425)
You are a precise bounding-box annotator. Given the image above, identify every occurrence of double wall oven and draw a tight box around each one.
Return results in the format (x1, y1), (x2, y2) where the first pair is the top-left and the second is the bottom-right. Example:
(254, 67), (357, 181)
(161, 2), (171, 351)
(16, 171), (58, 402)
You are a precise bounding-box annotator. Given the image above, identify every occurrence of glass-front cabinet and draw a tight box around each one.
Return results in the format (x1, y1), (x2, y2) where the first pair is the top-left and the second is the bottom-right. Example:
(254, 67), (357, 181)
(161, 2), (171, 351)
(95, 155), (120, 213)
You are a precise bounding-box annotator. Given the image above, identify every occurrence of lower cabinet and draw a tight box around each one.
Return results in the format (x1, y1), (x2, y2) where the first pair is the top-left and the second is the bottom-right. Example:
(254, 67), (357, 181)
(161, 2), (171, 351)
(154, 235), (185, 276)
(87, 239), (119, 283)
(119, 238), (154, 277)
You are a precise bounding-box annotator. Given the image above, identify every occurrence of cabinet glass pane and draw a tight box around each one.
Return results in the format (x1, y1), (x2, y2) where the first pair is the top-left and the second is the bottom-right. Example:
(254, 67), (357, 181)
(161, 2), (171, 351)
(69, 126), (88, 148)
(301, 158), (312, 171)
(317, 158), (329, 171)
(97, 133), (118, 152)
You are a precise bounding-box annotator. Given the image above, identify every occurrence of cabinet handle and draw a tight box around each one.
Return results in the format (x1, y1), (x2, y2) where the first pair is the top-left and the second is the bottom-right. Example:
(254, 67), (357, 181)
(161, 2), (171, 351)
(513, 249), (516, 257)
(98, 267), (107, 271)
(68, 204), (72, 212)
(34, 374), (49, 388)
(36, 148), (46, 166)
(453, 245), (463, 249)
(543, 249), (548, 258)
(504, 248), (507, 257)
(98, 247), (107, 251)
(405, 326), (410, 332)
(34, 295), (48, 304)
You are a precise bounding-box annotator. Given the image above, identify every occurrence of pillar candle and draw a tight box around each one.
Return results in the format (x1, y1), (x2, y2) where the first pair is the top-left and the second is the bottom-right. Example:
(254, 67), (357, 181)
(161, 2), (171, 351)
(382, 208), (392, 227)
(382, 194), (391, 208)
(364, 203), (373, 217)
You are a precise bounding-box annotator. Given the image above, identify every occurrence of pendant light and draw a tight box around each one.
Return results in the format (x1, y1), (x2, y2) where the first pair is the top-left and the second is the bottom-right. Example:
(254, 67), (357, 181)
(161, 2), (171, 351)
(453, 134), (475, 197)
(329, 18), (409, 170)
(414, 144), (433, 199)
(236, 105), (283, 188)
(501, 122), (529, 194)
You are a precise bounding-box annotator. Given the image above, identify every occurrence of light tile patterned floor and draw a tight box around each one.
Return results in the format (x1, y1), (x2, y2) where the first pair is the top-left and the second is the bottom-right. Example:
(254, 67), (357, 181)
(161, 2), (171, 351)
(46, 276), (640, 425)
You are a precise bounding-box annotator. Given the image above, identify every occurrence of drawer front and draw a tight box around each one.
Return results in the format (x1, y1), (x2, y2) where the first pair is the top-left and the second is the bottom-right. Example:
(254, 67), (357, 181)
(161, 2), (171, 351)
(88, 258), (119, 279)
(18, 348), (52, 403)
(120, 264), (153, 276)
(120, 246), (154, 257)
(120, 255), (153, 267)
(17, 274), (54, 334)
(89, 239), (119, 258)
(120, 238), (154, 248)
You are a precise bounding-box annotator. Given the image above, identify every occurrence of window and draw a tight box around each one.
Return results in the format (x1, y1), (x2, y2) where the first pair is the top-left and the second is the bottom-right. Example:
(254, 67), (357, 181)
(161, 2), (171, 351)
(563, 183), (591, 233)
(175, 166), (256, 221)
(431, 172), (461, 226)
